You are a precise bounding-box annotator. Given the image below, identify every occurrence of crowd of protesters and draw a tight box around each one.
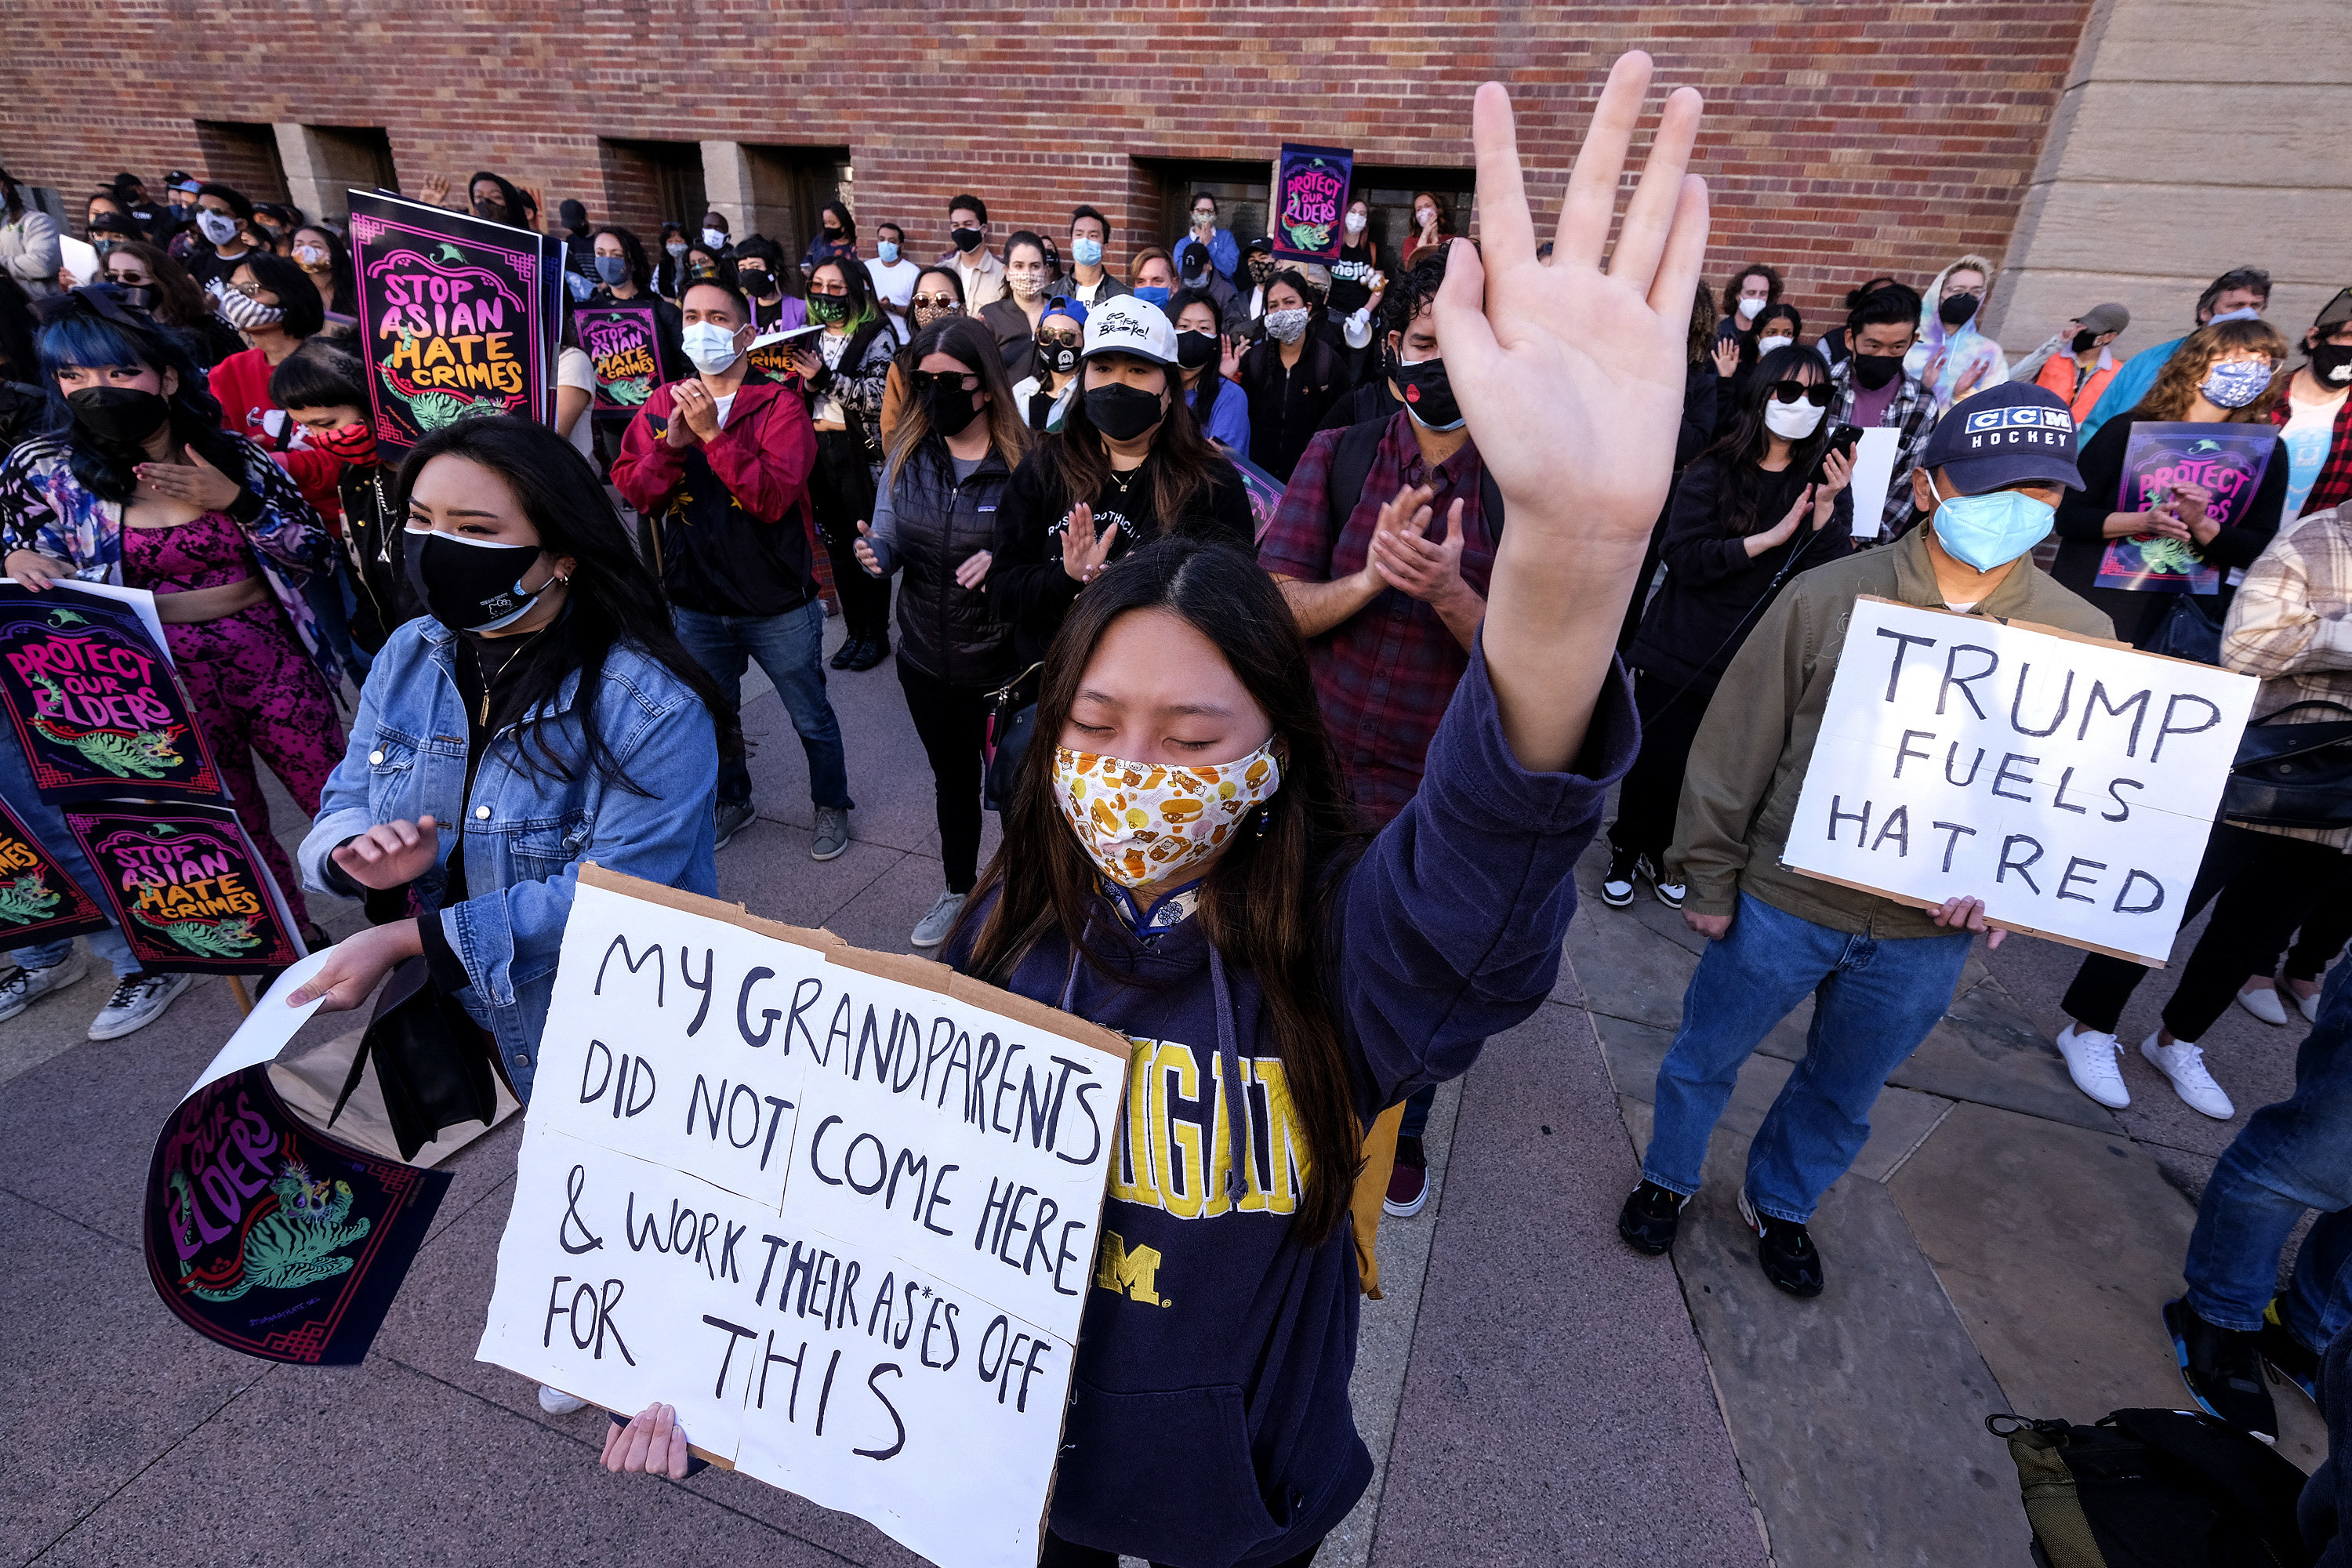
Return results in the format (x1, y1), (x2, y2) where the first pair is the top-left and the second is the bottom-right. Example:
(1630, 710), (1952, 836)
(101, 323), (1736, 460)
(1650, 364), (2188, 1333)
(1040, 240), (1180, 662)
(3, 57), (2352, 1556)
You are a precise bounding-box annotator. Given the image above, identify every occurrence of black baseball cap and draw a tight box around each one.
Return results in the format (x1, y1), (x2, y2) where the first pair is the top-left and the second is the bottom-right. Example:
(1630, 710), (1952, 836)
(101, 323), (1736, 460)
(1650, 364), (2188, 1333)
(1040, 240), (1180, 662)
(1918, 381), (2084, 492)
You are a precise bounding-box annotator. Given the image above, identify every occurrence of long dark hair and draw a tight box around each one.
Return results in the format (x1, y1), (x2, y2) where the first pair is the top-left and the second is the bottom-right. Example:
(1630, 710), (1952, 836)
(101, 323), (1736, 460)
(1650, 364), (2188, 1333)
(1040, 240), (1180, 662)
(809, 253), (886, 360)
(655, 223), (688, 297)
(961, 538), (1369, 1244)
(1700, 343), (1837, 536)
(105, 240), (212, 335)
(883, 316), (1031, 492)
(466, 172), (533, 229)
(391, 417), (739, 787)
(238, 250), (326, 339)
(293, 222), (358, 317)
(589, 224), (651, 292)
(34, 293), (245, 503)
(1039, 357), (1224, 531)
(818, 201), (855, 245)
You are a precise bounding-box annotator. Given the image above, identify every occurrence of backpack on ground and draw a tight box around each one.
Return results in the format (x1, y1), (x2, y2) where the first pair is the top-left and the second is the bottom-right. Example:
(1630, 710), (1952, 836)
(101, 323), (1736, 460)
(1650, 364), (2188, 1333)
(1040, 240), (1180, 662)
(1988, 1409), (2315, 1567)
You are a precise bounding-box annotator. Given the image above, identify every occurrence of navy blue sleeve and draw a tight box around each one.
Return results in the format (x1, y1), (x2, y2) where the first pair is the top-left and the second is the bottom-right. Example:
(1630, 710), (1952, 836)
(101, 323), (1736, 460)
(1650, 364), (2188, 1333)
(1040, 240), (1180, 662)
(1332, 638), (1640, 1116)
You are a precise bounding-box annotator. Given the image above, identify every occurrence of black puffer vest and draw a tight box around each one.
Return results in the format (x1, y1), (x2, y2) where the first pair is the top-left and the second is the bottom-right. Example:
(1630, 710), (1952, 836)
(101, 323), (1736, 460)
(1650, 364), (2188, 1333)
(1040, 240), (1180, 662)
(890, 440), (1019, 690)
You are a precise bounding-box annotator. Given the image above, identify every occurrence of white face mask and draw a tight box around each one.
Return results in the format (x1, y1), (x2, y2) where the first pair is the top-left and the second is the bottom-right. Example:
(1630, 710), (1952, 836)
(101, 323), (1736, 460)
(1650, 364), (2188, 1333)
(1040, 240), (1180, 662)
(196, 211), (241, 245)
(1415, 208), (1436, 227)
(700, 227), (727, 251)
(1758, 335), (1794, 355)
(1764, 398), (1826, 440)
(1264, 307), (1311, 344)
(680, 321), (745, 376)
(1737, 296), (1766, 321)
(1344, 212), (1367, 237)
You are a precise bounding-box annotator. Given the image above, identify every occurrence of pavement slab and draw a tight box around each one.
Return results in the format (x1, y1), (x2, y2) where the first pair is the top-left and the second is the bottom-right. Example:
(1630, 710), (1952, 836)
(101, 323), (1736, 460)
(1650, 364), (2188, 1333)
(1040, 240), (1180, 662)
(1372, 999), (1766, 1568)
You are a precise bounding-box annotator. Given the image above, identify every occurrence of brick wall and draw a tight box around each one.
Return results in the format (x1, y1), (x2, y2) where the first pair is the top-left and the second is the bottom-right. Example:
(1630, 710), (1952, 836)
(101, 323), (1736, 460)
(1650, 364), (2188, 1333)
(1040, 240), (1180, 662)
(0, 2), (2094, 332)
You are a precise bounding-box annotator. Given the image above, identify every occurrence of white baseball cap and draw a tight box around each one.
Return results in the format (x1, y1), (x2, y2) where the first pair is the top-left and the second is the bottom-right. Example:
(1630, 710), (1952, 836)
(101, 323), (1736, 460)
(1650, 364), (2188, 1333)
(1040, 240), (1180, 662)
(1082, 294), (1178, 367)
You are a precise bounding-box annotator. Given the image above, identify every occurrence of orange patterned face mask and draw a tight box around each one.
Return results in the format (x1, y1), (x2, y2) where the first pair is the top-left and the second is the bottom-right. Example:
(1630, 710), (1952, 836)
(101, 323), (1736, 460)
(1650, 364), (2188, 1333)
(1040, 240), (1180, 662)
(1051, 740), (1283, 888)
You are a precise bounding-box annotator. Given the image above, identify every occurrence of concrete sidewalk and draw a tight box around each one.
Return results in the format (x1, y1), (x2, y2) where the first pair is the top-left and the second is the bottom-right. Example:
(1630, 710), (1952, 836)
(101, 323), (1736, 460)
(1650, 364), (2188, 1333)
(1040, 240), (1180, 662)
(0, 613), (2326, 1566)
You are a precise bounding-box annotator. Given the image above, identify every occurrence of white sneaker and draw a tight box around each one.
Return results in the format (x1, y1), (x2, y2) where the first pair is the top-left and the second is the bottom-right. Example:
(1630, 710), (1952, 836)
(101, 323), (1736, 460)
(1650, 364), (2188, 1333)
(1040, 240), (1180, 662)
(2235, 984), (2289, 1026)
(86, 971), (192, 1040)
(909, 890), (967, 949)
(0, 949), (89, 1022)
(538, 1385), (587, 1415)
(2141, 1033), (2235, 1120)
(2054, 1023), (2131, 1109)
(2295, 985), (2324, 1025)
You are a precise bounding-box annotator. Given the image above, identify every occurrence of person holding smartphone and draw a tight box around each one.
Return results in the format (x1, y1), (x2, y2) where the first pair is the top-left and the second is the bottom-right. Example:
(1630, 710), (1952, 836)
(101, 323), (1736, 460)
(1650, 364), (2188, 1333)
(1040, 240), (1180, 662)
(1607, 344), (1854, 910)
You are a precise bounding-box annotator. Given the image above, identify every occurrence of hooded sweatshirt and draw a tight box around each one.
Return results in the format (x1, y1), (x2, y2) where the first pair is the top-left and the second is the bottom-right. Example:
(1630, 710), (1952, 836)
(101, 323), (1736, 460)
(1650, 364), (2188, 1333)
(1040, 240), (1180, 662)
(1905, 255), (2011, 414)
(946, 644), (1636, 1567)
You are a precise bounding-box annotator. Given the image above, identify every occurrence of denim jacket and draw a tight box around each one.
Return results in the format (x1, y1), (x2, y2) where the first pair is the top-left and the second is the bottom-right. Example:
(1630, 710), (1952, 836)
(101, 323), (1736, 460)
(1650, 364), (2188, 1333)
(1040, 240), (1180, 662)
(298, 618), (720, 1098)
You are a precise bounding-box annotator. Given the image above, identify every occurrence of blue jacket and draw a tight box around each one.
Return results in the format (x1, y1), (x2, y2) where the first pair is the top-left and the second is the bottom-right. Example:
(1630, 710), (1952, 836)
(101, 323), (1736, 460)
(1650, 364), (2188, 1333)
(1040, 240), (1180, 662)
(2082, 332), (2184, 443)
(298, 619), (719, 1098)
(946, 643), (1636, 1567)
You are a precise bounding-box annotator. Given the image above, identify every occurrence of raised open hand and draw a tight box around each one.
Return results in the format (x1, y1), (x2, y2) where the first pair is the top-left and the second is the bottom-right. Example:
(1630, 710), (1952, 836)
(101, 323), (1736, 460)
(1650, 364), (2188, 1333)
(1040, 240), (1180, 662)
(1058, 502), (1120, 583)
(1435, 54), (1706, 548)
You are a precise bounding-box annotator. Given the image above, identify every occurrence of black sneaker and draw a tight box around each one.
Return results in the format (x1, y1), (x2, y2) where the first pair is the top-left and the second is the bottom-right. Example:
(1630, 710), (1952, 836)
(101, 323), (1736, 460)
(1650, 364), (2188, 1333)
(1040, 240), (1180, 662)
(1617, 1179), (1690, 1254)
(1600, 844), (1640, 909)
(1642, 855), (1686, 909)
(2260, 1299), (2321, 1403)
(829, 637), (858, 670)
(1738, 1188), (1824, 1298)
(2165, 1298), (2278, 1443)
(844, 635), (888, 673)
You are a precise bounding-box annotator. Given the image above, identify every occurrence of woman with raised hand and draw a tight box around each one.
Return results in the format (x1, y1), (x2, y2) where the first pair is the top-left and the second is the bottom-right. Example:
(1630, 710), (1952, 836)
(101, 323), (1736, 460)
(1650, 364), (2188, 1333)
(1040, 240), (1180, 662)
(604, 52), (1706, 1568)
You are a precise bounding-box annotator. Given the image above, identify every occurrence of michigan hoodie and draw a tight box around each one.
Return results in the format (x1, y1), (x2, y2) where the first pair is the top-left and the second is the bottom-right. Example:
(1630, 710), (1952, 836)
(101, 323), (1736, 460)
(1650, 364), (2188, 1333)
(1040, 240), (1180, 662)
(948, 643), (1636, 1567)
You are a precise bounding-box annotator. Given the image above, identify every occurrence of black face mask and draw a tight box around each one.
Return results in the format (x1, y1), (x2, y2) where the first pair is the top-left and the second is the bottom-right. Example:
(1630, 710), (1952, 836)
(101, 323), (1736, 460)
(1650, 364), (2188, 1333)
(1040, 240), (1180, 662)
(472, 199), (507, 222)
(1175, 330), (1218, 370)
(404, 528), (553, 633)
(1084, 383), (1163, 442)
(1850, 352), (1902, 391)
(1392, 355), (1463, 430)
(1035, 339), (1077, 378)
(2307, 340), (2352, 387)
(950, 227), (985, 255)
(66, 386), (171, 453)
(739, 267), (773, 296)
(2071, 328), (2100, 355)
(922, 379), (984, 437)
(1939, 292), (1980, 328)
(1247, 259), (1275, 285)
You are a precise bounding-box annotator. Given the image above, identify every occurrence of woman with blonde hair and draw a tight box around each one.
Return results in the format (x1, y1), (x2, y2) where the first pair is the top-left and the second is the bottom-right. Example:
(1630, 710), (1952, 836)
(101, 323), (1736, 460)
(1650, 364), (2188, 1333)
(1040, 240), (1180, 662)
(855, 314), (1035, 946)
(1905, 252), (2009, 411)
(2049, 315), (2291, 647)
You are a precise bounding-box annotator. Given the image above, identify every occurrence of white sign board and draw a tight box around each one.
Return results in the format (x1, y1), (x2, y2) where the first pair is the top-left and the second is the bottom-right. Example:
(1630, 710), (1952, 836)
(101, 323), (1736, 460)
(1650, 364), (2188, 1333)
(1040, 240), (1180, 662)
(1848, 426), (1903, 540)
(1783, 597), (2257, 964)
(477, 867), (1128, 1568)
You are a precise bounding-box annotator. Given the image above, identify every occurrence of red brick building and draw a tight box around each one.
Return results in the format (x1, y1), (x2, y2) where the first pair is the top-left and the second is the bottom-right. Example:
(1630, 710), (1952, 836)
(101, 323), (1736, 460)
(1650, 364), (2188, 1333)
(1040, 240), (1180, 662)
(2, 2), (2099, 331)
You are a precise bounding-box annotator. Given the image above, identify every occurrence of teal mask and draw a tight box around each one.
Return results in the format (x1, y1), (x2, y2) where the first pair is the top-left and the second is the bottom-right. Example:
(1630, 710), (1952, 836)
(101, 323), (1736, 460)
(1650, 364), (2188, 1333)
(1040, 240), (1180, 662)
(1928, 474), (2056, 572)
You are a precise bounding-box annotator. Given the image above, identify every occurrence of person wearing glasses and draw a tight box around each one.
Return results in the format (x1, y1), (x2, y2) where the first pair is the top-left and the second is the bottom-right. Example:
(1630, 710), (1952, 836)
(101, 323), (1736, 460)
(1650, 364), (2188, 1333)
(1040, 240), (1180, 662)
(99, 239), (243, 365)
(1608, 344), (1855, 913)
(853, 316), (1033, 948)
(1008, 296), (1087, 432)
(878, 267), (967, 444)
(1906, 253), (2010, 413)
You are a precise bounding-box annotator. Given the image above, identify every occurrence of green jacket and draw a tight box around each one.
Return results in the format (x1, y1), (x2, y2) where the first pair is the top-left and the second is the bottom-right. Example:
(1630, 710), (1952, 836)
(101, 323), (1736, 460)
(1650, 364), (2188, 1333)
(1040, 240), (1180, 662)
(1668, 525), (2115, 939)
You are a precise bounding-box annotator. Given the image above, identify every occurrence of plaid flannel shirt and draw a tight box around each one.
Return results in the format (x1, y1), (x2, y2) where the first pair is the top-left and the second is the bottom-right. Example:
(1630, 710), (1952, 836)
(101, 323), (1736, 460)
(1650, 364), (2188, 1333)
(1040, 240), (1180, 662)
(1828, 358), (1940, 536)
(2272, 382), (2352, 519)
(2221, 503), (2352, 849)
(1258, 413), (1496, 827)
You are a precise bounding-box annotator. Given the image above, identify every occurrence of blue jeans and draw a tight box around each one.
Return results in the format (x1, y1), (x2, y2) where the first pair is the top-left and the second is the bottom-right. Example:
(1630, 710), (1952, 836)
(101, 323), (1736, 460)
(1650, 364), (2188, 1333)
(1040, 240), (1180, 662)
(2183, 958), (2352, 1341)
(2, 730), (139, 978)
(1398, 1082), (1436, 1141)
(672, 601), (852, 812)
(1642, 891), (1971, 1224)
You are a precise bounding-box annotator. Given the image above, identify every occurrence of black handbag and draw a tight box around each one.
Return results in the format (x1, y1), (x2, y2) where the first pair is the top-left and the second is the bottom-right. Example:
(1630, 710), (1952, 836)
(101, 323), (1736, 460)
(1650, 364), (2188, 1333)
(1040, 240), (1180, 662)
(982, 662), (1044, 813)
(2221, 699), (2352, 830)
(2143, 591), (2224, 666)
(329, 954), (499, 1163)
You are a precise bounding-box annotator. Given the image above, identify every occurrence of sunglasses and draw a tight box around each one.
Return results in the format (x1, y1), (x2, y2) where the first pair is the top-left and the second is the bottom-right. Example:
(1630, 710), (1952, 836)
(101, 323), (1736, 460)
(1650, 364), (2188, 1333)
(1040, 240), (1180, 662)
(909, 370), (980, 394)
(108, 271), (152, 285)
(1036, 331), (1081, 350)
(912, 295), (960, 310)
(1768, 380), (1834, 408)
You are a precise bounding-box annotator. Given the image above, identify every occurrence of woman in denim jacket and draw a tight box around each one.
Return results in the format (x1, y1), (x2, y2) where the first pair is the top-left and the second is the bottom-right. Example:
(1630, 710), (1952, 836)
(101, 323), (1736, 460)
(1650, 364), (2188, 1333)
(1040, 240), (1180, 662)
(288, 418), (735, 1099)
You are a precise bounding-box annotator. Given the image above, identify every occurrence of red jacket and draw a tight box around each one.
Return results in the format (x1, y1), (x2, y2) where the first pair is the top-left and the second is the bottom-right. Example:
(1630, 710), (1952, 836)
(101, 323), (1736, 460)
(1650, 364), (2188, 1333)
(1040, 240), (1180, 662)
(208, 346), (343, 524)
(610, 375), (815, 527)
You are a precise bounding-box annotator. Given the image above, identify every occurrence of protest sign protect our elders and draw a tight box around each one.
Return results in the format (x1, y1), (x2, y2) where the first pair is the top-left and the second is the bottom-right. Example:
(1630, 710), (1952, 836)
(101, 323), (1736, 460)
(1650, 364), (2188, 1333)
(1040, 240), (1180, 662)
(477, 866), (1127, 1568)
(1782, 597), (2256, 965)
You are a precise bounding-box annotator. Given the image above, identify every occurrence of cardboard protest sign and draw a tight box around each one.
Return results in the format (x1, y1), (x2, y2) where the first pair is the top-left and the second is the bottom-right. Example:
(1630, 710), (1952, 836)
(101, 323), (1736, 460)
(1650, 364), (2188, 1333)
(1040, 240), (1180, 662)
(145, 947), (452, 1365)
(1270, 143), (1354, 265)
(2096, 423), (2279, 594)
(575, 301), (670, 414)
(1781, 597), (2256, 964)
(477, 866), (1128, 1568)
(0, 581), (227, 804)
(347, 190), (558, 462)
(0, 793), (113, 943)
(64, 800), (308, 972)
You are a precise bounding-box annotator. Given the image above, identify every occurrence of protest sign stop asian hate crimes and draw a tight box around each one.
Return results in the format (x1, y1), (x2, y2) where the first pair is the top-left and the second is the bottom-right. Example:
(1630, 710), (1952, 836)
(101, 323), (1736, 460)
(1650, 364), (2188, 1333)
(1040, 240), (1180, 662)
(478, 867), (1127, 1568)
(1783, 597), (2256, 965)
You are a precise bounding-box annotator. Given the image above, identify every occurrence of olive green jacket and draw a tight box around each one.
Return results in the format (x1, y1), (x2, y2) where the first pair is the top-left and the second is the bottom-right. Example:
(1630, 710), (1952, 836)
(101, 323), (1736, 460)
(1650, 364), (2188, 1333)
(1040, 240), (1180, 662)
(1668, 525), (2114, 938)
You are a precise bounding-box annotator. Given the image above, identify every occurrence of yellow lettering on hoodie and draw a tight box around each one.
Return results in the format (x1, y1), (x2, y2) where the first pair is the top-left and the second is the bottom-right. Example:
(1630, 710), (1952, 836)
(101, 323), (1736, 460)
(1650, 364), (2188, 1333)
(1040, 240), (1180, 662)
(1105, 1035), (1309, 1221)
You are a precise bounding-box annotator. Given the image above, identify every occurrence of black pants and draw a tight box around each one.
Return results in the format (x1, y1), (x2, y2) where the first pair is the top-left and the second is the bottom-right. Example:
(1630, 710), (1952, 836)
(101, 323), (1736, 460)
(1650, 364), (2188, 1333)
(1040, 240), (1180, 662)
(1039, 1531), (1319, 1568)
(2063, 824), (2342, 1041)
(897, 662), (993, 893)
(2284, 858), (2352, 982)
(1607, 666), (1711, 862)
(808, 427), (891, 644)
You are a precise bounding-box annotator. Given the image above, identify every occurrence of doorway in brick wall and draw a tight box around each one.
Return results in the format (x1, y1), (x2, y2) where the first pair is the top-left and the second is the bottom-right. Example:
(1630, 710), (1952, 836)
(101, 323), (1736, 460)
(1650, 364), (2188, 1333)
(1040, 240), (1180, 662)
(598, 139), (708, 242)
(1345, 162), (1475, 281)
(191, 121), (289, 205)
(296, 125), (396, 221)
(738, 144), (852, 287)
(1138, 158), (1270, 267)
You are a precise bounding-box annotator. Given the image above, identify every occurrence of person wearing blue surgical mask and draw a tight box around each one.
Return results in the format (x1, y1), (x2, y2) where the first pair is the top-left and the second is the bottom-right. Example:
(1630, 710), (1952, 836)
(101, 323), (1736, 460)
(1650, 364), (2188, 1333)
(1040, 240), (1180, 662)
(2049, 314), (2290, 648)
(1053, 204), (1129, 310)
(1625, 378), (2111, 1301)
(863, 220), (922, 340)
(584, 224), (686, 413)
